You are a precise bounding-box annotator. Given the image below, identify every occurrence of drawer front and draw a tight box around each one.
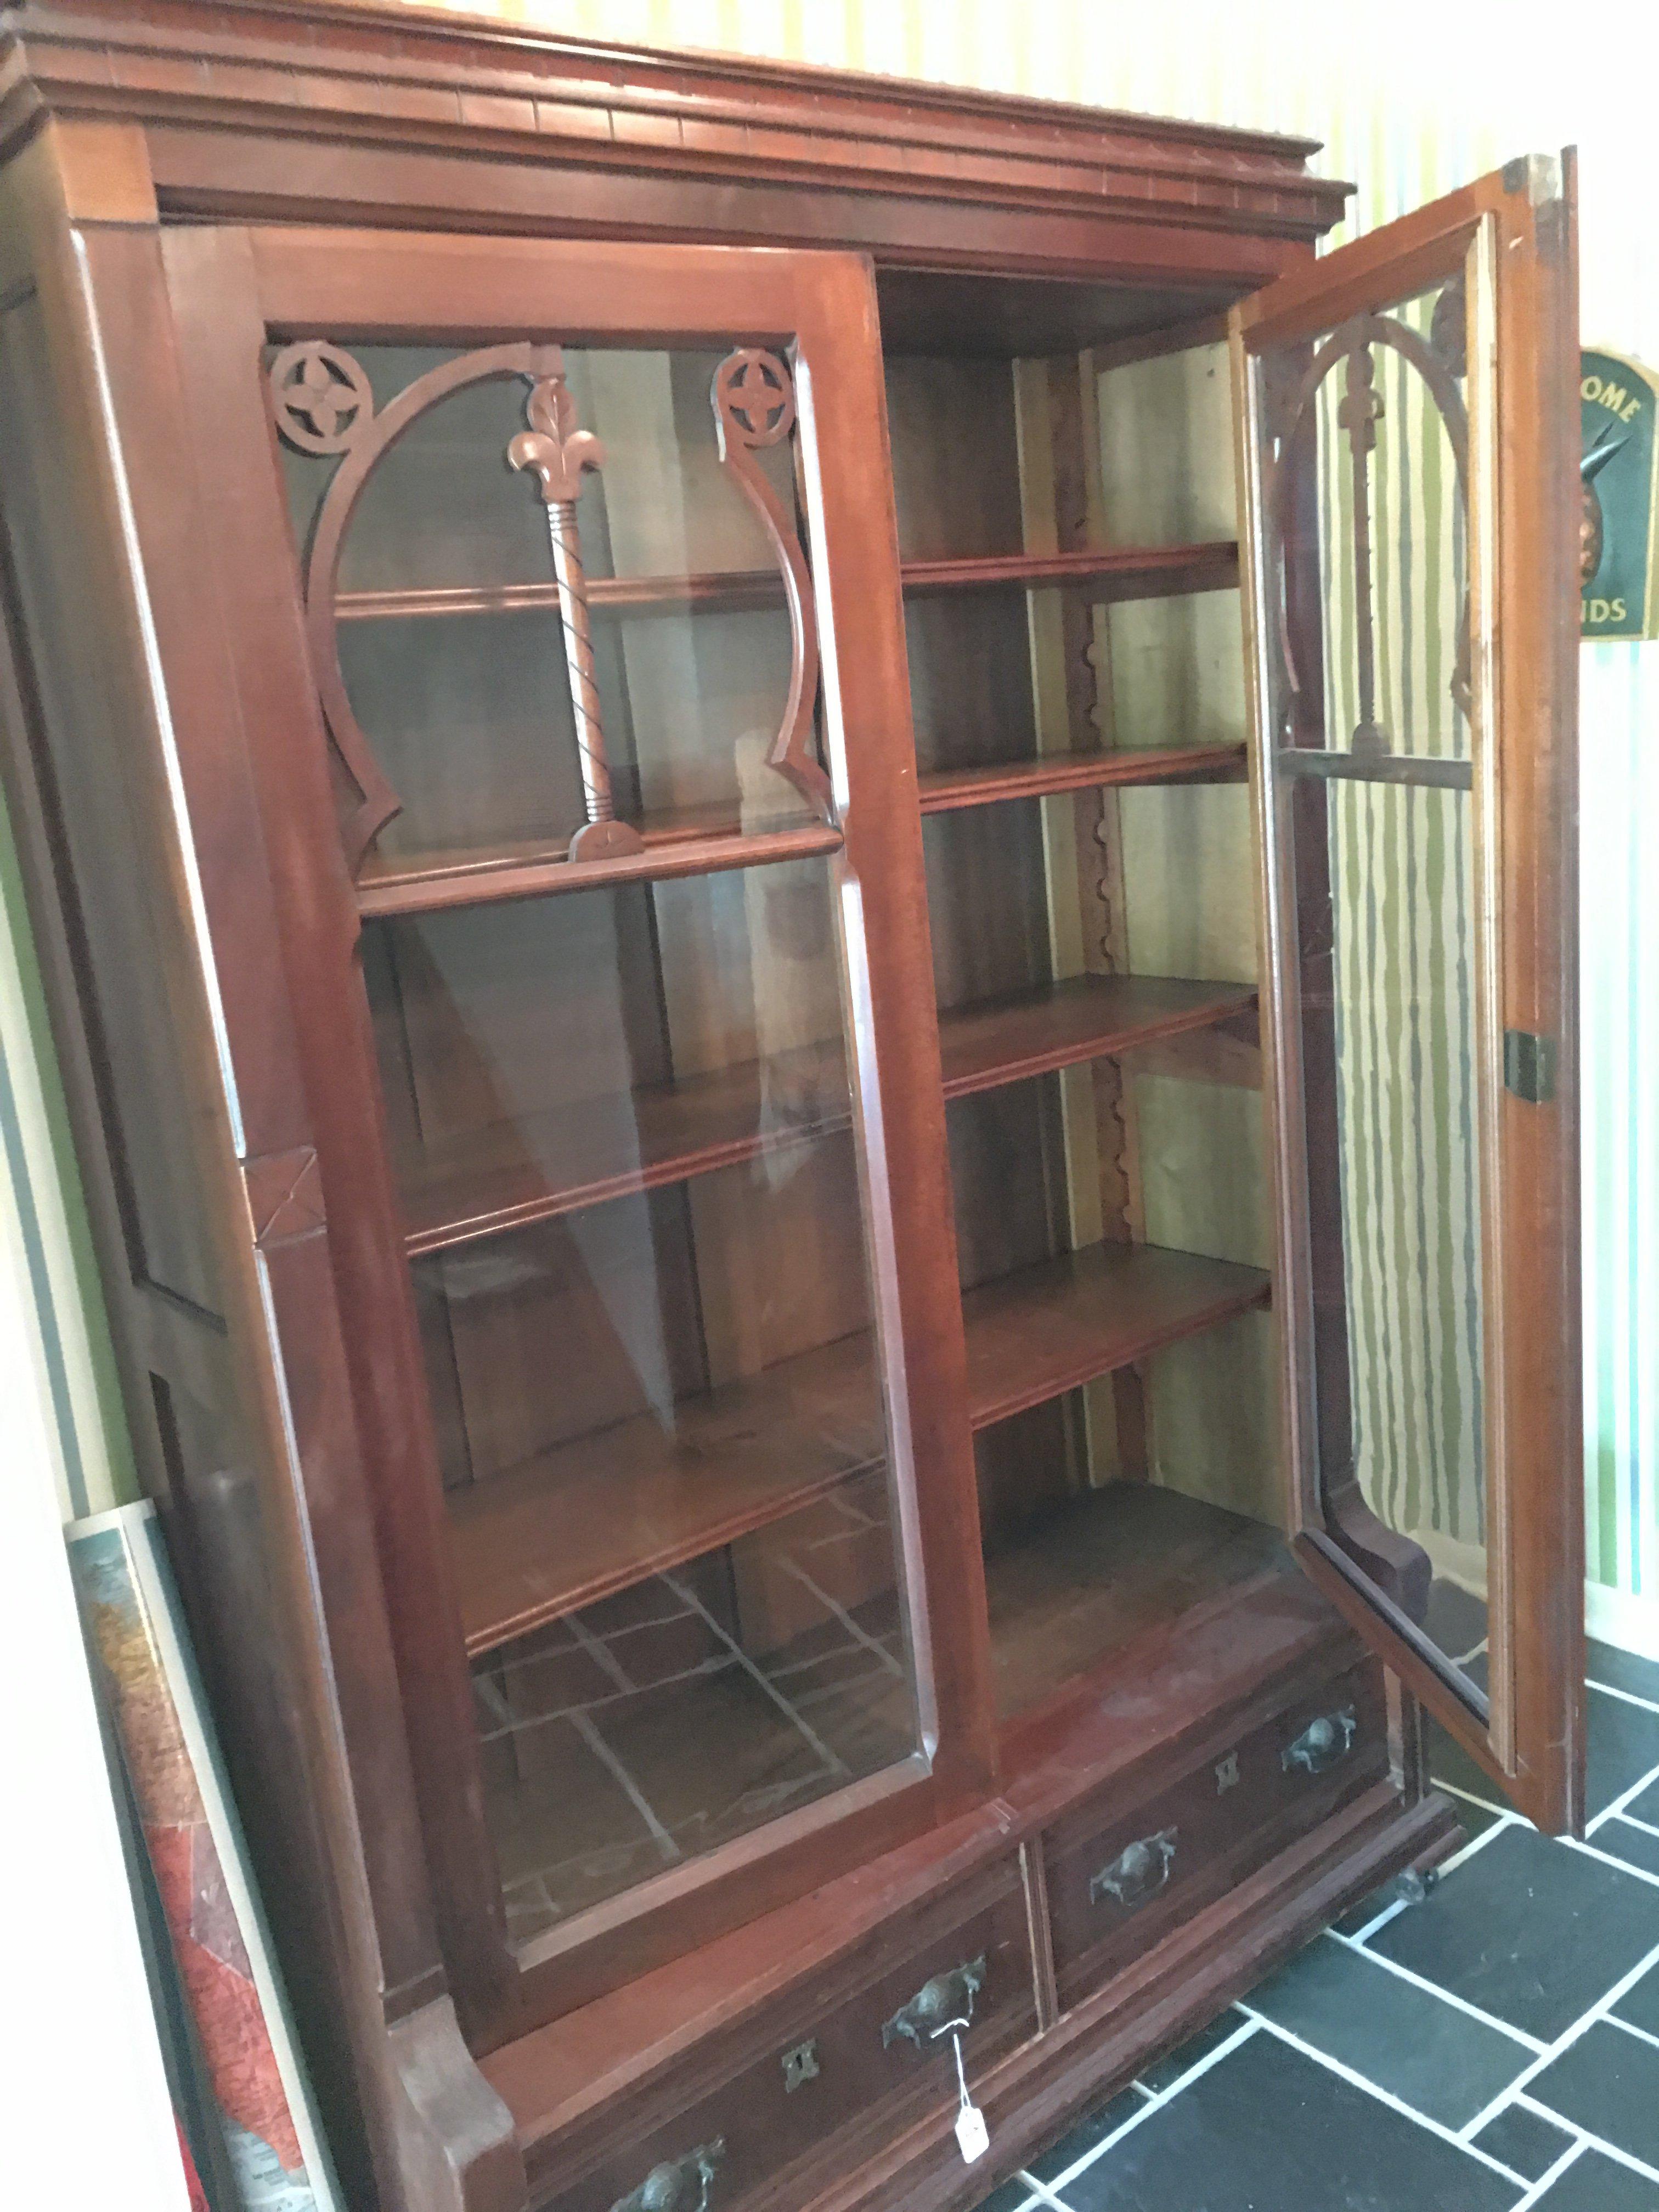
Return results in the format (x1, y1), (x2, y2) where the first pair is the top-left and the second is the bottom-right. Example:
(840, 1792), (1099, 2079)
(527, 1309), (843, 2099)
(534, 1865), (1037, 2212)
(1046, 1658), (1389, 2006)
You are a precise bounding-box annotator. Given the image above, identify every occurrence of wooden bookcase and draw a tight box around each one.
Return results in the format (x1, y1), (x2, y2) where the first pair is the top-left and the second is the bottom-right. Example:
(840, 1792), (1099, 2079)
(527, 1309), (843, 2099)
(0, 10), (1582, 2211)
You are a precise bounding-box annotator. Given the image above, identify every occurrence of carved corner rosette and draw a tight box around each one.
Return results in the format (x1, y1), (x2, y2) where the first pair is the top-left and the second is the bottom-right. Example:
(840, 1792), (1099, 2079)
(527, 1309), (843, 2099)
(710, 348), (832, 826)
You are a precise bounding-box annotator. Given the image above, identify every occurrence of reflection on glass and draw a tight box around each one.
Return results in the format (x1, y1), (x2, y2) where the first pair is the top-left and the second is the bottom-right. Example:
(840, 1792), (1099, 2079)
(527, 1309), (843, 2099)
(364, 856), (919, 1940)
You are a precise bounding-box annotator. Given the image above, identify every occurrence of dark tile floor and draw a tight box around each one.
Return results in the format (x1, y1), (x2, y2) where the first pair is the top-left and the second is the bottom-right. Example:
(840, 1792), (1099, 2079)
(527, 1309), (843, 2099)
(969, 1636), (1659, 2211)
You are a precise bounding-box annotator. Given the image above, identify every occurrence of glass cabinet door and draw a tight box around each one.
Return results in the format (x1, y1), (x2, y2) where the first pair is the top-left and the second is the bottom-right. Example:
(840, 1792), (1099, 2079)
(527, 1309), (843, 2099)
(1234, 158), (1583, 1831)
(209, 231), (978, 2006)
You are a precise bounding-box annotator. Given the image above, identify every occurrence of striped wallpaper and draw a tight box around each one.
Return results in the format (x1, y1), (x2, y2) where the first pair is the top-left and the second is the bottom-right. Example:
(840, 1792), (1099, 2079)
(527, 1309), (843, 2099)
(1, 1), (1650, 1632)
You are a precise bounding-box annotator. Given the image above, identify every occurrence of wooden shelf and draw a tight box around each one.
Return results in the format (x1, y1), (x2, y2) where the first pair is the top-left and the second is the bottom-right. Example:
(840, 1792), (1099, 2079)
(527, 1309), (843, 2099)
(401, 974), (1256, 1257)
(449, 1330), (883, 1660)
(939, 974), (1255, 1099)
(357, 813), (840, 921)
(901, 541), (1238, 600)
(919, 744), (1248, 814)
(962, 1241), (1270, 1431)
(333, 541), (1238, 625)
(986, 1483), (1289, 1722)
(448, 1235), (1266, 1657)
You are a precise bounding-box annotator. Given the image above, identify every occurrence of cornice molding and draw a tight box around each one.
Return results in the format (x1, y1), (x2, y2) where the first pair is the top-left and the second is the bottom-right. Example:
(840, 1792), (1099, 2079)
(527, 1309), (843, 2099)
(0, 0), (1352, 243)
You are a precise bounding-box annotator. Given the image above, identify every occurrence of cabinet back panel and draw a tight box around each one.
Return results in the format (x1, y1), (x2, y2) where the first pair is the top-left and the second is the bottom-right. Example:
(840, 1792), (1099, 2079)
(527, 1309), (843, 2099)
(884, 356), (1024, 561)
(922, 805), (1052, 1012)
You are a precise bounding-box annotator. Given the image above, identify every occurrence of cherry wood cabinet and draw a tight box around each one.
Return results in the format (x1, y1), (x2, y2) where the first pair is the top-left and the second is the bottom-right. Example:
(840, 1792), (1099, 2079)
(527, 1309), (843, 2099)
(0, 8), (1580, 2209)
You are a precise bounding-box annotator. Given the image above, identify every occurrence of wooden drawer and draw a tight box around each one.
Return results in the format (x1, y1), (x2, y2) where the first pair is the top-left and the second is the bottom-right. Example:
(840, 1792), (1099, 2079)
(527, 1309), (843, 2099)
(531, 1858), (1037, 2212)
(1045, 1656), (1390, 2009)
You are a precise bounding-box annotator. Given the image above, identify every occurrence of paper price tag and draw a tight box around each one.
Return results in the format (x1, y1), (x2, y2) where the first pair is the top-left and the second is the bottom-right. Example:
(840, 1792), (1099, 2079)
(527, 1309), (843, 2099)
(955, 2102), (990, 2163)
(947, 2030), (989, 2165)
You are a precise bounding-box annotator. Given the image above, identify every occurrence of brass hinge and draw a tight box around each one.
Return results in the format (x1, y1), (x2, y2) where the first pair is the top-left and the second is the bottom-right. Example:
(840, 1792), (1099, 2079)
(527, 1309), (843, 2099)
(1503, 1029), (1558, 1104)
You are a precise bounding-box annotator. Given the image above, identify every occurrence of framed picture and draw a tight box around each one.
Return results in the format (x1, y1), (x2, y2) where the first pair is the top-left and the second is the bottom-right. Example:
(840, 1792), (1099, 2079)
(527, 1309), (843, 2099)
(67, 1502), (342, 2212)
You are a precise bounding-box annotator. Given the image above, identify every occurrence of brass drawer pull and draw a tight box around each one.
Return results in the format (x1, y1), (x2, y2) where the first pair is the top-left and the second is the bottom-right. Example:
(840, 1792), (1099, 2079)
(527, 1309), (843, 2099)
(609, 2140), (725, 2212)
(882, 1954), (987, 2050)
(1090, 1826), (1178, 1911)
(1283, 1704), (1358, 1776)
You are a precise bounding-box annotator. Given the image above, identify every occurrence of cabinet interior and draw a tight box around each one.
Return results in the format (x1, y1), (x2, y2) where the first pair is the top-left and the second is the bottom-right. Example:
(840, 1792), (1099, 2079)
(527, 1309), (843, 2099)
(299, 273), (1292, 1949)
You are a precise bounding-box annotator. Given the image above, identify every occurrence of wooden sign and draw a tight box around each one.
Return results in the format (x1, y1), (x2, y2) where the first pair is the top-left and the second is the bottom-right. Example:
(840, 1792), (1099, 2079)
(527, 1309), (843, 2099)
(1582, 348), (1659, 640)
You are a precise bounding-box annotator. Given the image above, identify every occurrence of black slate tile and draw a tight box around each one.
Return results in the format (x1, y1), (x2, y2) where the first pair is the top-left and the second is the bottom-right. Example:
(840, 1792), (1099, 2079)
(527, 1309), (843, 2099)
(1244, 1933), (1532, 2128)
(1026, 2086), (1142, 2185)
(1529, 2021), (1659, 2168)
(1615, 1956), (1659, 2040)
(972, 2178), (1036, 2212)
(1471, 2104), (1577, 2182)
(1056, 2030), (1519, 2212)
(1594, 1819), (1659, 1882)
(1368, 1823), (1659, 2040)
(1425, 1577), (1488, 1660)
(1136, 2009), (1247, 2095)
(1589, 1640), (1659, 1707)
(1531, 2147), (1659, 2209)
(1587, 1685), (1659, 1819)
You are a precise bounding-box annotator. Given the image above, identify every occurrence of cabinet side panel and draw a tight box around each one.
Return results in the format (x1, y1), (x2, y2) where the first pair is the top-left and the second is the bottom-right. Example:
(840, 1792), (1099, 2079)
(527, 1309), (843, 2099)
(0, 283), (385, 2201)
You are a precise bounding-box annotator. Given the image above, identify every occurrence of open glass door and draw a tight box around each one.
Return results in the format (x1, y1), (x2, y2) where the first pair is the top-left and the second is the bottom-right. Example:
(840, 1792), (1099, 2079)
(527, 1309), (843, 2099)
(1233, 157), (1583, 1831)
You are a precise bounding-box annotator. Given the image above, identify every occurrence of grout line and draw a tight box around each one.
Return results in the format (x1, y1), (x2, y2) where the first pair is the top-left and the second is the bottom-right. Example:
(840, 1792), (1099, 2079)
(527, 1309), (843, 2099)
(1585, 1752), (1659, 1836)
(1508, 2140), (1586, 2209)
(1457, 1927), (1659, 2143)
(1607, 2012), (1659, 2056)
(1560, 1832), (1659, 1891)
(661, 1570), (851, 1781)
(778, 1560), (907, 1680)
(1130, 2080), (1156, 2100)
(1616, 1812), (1659, 1840)
(1588, 1677), (1659, 1717)
(1513, 2095), (1659, 2190)
(567, 1708), (681, 1864)
(1009, 2178), (1064, 2211)
(1432, 1775), (1513, 1821)
(1318, 1927), (1547, 2053)
(1343, 1898), (1408, 1944)
(1453, 1636), (1490, 1666)
(1439, 1810), (1522, 1872)
(1036, 2019), (1261, 2194)
(1234, 2011), (1527, 2184)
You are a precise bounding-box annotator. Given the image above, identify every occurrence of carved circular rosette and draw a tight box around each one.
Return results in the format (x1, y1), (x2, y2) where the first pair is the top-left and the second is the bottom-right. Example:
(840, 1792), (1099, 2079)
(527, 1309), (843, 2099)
(268, 340), (374, 455)
(713, 349), (797, 448)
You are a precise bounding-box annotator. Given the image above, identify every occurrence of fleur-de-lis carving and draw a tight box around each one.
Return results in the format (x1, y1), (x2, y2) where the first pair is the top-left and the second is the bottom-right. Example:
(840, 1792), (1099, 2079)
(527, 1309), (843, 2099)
(507, 374), (606, 503)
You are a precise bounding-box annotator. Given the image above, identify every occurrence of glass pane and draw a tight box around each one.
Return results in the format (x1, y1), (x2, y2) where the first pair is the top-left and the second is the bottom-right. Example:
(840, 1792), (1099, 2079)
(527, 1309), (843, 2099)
(1255, 251), (1492, 1700)
(274, 340), (823, 877)
(1328, 784), (1486, 1661)
(364, 857), (919, 1940)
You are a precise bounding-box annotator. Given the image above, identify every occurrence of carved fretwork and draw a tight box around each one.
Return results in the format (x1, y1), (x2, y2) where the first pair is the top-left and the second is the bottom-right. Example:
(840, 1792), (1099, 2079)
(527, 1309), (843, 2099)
(710, 349), (831, 825)
(1267, 309), (1472, 753)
